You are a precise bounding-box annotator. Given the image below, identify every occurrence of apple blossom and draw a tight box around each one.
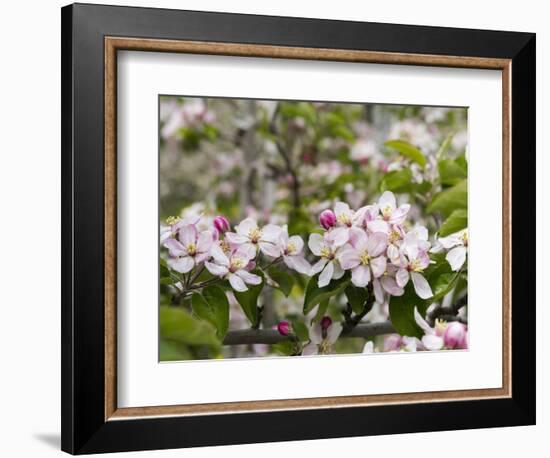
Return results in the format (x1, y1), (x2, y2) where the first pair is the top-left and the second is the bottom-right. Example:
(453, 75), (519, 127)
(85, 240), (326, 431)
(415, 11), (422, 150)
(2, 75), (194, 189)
(431, 229), (468, 272)
(205, 243), (262, 292)
(278, 226), (312, 275)
(309, 233), (345, 287)
(377, 191), (411, 225)
(302, 317), (343, 355)
(225, 217), (282, 258)
(163, 225), (214, 273)
(394, 239), (433, 300)
(337, 227), (388, 288)
(324, 202), (370, 247)
(414, 307), (447, 351)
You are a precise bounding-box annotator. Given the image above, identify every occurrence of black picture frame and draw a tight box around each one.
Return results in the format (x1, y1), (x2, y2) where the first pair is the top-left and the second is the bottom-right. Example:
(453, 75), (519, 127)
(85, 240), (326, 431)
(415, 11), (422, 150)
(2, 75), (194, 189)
(61, 3), (535, 454)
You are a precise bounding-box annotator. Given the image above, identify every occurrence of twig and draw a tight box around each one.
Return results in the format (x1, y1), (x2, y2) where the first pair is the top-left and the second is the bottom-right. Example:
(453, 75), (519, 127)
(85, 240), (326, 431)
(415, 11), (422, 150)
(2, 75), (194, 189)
(427, 294), (468, 325)
(222, 320), (396, 345)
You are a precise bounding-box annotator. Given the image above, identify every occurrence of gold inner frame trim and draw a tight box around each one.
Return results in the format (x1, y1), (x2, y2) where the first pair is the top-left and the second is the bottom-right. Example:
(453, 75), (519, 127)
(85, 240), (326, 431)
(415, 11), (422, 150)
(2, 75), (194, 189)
(104, 36), (512, 421)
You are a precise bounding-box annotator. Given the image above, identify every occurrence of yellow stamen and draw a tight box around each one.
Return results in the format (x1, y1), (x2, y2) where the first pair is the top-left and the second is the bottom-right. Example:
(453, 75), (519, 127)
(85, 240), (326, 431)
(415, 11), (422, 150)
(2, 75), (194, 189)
(166, 216), (181, 225)
(359, 251), (370, 265)
(248, 227), (263, 243)
(187, 243), (197, 255)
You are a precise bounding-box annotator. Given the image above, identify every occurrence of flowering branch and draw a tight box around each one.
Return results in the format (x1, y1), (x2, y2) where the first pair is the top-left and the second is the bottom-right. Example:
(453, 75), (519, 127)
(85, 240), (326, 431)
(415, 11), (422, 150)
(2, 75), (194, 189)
(222, 320), (395, 345)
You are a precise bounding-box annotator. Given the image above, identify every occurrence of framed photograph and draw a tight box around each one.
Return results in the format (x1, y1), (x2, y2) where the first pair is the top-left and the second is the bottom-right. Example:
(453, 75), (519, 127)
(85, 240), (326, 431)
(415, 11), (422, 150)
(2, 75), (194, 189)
(61, 3), (536, 454)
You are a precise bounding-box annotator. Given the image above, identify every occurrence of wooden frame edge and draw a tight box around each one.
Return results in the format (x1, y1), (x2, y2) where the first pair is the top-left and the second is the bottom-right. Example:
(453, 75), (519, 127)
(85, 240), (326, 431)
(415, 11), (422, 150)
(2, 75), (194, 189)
(104, 36), (512, 421)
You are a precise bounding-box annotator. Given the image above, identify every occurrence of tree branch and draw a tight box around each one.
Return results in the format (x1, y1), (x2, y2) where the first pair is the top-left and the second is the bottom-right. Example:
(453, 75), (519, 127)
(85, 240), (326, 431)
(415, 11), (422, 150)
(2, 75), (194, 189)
(222, 320), (395, 345)
(427, 294), (467, 325)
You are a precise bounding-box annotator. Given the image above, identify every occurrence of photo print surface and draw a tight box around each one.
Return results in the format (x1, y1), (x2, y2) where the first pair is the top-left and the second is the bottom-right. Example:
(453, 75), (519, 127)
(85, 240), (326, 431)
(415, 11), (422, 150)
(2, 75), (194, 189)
(159, 96), (469, 361)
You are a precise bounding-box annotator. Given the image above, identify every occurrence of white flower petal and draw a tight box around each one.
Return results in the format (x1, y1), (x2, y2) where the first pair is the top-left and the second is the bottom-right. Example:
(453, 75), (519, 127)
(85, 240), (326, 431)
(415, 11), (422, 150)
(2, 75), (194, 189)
(326, 322), (343, 344)
(446, 246), (467, 271)
(318, 262), (334, 287)
(235, 269), (262, 285)
(309, 324), (323, 344)
(411, 272), (433, 299)
(228, 273), (248, 292)
(396, 268), (410, 288)
(308, 233), (324, 256)
(169, 256), (194, 274)
(204, 261), (229, 277)
(422, 334), (444, 351)
(351, 265), (370, 287)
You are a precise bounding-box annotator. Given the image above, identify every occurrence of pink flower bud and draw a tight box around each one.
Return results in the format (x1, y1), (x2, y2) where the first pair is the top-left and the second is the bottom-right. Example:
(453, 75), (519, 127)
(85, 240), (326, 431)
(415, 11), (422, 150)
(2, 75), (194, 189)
(319, 209), (337, 230)
(320, 316), (333, 331)
(213, 215), (230, 233)
(444, 322), (468, 349)
(277, 321), (291, 336)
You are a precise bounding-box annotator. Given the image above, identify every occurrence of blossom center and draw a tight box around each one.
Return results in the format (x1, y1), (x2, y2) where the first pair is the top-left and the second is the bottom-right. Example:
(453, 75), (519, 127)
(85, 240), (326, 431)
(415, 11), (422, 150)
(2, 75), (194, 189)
(229, 257), (246, 272)
(186, 242), (197, 255)
(320, 246), (334, 260)
(337, 214), (352, 227)
(166, 216), (181, 225)
(408, 258), (424, 272)
(248, 227), (263, 243)
(381, 205), (392, 220)
(286, 242), (296, 255)
(389, 229), (400, 244)
(460, 231), (469, 247)
(359, 251), (370, 265)
(318, 340), (332, 354)
(219, 240), (231, 254)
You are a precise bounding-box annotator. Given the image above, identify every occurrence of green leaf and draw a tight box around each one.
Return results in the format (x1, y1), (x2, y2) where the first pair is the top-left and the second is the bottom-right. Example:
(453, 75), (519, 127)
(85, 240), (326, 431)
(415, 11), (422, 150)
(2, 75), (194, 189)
(388, 284), (427, 339)
(192, 286), (230, 339)
(272, 341), (298, 356)
(313, 299), (330, 322)
(385, 140), (427, 168)
(345, 285), (370, 314)
(303, 273), (350, 314)
(439, 209), (468, 237)
(423, 255), (462, 301)
(379, 169), (413, 193)
(435, 133), (454, 160)
(159, 306), (220, 347)
(427, 179), (467, 217)
(438, 159), (467, 186)
(159, 338), (193, 361)
(290, 319), (310, 342)
(233, 272), (264, 326)
(268, 268), (295, 297)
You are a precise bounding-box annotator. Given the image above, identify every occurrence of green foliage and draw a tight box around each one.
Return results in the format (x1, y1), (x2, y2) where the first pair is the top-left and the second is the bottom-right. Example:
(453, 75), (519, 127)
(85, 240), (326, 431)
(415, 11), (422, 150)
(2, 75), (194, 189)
(379, 169), (413, 193)
(160, 306), (220, 347)
(159, 338), (193, 361)
(385, 140), (426, 168)
(290, 319), (310, 342)
(389, 284), (427, 339)
(233, 271), (264, 327)
(268, 267), (295, 297)
(438, 157), (467, 186)
(191, 286), (230, 339)
(303, 273), (350, 314)
(439, 209), (468, 236)
(345, 285), (371, 314)
(424, 254), (462, 301)
(427, 179), (467, 217)
(271, 341), (299, 356)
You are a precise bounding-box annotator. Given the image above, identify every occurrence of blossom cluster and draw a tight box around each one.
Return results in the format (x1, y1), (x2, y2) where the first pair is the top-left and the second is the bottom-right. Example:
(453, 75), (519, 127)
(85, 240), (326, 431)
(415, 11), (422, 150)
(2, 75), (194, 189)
(161, 214), (311, 292)
(308, 191), (434, 302)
